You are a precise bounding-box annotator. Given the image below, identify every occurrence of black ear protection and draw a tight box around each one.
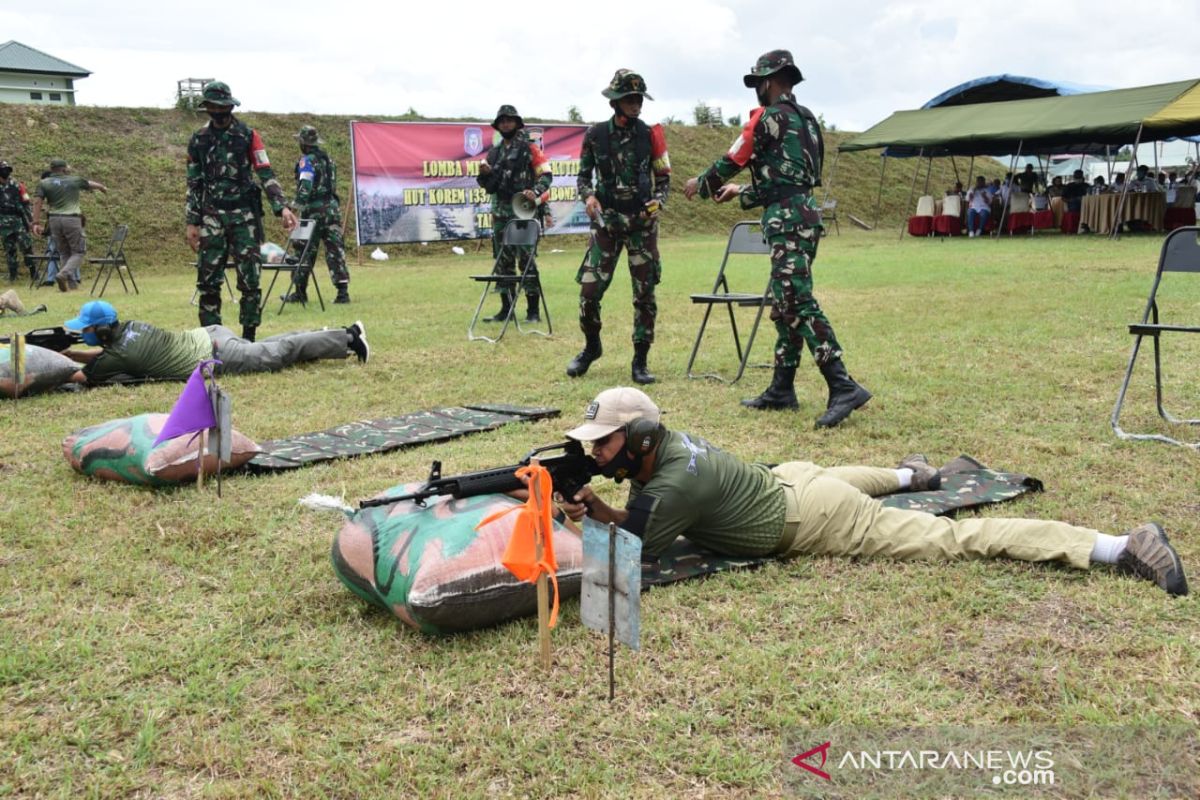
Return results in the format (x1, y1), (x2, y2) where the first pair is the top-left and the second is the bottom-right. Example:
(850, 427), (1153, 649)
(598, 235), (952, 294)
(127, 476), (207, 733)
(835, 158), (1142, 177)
(93, 323), (115, 345)
(623, 417), (663, 457)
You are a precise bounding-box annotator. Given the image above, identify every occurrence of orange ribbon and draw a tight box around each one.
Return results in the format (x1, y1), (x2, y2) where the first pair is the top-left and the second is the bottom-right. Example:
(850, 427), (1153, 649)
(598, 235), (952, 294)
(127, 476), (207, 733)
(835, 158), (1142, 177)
(478, 463), (560, 627)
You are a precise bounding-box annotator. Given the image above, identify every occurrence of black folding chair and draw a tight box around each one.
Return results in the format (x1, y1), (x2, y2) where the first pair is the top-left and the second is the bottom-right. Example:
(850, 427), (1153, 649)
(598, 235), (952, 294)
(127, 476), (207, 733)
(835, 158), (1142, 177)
(89, 224), (139, 297)
(467, 219), (550, 343)
(821, 197), (840, 235)
(260, 219), (322, 315)
(1111, 226), (1200, 448)
(685, 221), (773, 384)
(188, 258), (236, 306)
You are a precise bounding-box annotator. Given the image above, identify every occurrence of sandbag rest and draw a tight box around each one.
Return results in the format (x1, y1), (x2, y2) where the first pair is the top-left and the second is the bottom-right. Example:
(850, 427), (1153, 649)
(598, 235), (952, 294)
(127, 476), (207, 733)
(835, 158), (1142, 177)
(247, 404), (560, 472)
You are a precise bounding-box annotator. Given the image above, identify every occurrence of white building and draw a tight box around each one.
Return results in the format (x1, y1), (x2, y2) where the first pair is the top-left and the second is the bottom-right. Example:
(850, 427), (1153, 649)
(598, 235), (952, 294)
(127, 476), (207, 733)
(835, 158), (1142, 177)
(0, 41), (90, 106)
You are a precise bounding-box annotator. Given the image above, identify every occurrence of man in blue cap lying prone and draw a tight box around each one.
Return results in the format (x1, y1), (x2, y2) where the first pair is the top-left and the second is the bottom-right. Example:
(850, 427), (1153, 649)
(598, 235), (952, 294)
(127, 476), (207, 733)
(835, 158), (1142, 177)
(61, 300), (369, 385)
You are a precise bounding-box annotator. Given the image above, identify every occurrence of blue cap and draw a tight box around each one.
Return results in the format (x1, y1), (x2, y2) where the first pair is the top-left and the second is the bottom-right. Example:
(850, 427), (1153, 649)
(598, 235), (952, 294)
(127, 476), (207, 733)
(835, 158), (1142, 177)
(64, 300), (118, 331)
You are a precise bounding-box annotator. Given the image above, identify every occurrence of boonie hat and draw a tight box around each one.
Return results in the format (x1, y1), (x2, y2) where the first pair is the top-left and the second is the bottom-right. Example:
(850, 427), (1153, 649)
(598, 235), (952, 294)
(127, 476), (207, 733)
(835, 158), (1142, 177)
(566, 386), (661, 442)
(295, 125), (321, 145)
(491, 104), (524, 130)
(742, 49), (803, 88)
(601, 69), (653, 101)
(65, 300), (118, 331)
(200, 80), (240, 108)
(49, 158), (68, 169)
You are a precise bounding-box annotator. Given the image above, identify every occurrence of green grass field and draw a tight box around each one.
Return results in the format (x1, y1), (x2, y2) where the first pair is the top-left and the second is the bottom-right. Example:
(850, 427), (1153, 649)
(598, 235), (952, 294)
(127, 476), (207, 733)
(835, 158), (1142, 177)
(3, 228), (1199, 798)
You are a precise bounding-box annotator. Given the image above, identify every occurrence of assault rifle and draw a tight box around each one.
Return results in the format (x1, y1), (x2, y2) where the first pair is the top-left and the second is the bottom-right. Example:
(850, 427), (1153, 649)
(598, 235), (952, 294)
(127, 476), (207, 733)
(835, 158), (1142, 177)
(0, 326), (82, 352)
(359, 440), (598, 510)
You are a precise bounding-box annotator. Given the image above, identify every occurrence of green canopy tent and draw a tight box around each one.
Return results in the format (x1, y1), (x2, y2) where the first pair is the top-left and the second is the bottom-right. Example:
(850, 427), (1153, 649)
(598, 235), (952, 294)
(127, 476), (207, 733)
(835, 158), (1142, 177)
(837, 79), (1200, 236)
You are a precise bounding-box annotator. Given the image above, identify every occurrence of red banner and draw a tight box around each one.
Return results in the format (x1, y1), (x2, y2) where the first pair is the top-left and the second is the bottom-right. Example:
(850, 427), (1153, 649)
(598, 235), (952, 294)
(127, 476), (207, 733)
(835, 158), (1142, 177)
(350, 120), (590, 245)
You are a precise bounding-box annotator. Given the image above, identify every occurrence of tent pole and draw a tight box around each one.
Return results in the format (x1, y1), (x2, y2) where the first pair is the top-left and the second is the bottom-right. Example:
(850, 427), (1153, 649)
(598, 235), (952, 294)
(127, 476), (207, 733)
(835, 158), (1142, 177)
(995, 142), (1023, 239)
(950, 156), (961, 187)
(965, 155), (975, 188)
(922, 155), (933, 196)
(1111, 123), (1145, 240)
(1105, 146), (1113, 182)
(873, 155), (888, 230)
(900, 148), (923, 241)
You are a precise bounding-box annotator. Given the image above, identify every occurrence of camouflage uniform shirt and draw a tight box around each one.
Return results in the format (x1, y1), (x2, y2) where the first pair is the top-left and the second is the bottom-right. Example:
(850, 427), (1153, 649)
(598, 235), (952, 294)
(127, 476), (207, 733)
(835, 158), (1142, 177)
(295, 147), (339, 212)
(186, 119), (287, 224)
(577, 118), (670, 217)
(476, 130), (552, 219)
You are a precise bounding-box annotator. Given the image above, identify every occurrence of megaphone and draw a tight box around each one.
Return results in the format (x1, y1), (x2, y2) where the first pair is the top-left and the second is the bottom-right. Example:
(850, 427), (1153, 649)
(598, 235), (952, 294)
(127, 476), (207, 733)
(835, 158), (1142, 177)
(512, 193), (539, 220)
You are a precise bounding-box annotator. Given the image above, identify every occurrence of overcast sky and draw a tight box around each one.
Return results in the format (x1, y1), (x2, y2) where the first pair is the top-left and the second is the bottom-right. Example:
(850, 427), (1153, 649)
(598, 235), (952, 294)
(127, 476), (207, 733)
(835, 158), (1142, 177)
(5, 0), (1198, 133)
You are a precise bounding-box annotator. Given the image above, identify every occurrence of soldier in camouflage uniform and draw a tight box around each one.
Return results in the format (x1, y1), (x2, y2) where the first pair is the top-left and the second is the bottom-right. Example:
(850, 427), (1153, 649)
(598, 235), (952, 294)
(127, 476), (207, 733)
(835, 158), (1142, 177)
(685, 50), (871, 428)
(284, 125), (351, 305)
(567, 70), (671, 385)
(0, 161), (34, 282)
(476, 105), (553, 322)
(185, 81), (298, 341)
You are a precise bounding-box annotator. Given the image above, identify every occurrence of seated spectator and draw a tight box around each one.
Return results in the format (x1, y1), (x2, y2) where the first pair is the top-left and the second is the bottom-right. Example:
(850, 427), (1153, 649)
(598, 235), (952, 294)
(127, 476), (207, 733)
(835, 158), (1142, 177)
(966, 176), (991, 238)
(61, 300), (370, 385)
(1047, 175), (1065, 198)
(1130, 164), (1161, 192)
(946, 181), (964, 198)
(1063, 170), (1089, 213)
(1091, 175), (1108, 194)
(1111, 173), (1126, 193)
(1166, 171), (1179, 189)
(1015, 163), (1042, 194)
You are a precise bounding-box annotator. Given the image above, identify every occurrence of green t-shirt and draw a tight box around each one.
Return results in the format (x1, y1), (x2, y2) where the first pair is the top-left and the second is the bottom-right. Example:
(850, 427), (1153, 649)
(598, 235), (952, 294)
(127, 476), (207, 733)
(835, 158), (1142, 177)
(36, 174), (91, 215)
(83, 321), (212, 384)
(627, 429), (787, 557)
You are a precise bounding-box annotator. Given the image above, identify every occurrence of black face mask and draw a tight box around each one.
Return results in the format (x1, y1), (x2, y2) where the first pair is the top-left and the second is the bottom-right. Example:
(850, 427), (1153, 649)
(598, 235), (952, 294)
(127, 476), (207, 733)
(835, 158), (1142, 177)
(757, 85), (772, 107)
(499, 128), (518, 140)
(0, 169), (11, 180)
(600, 448), (643, 483)
(208, 111), (233, 126)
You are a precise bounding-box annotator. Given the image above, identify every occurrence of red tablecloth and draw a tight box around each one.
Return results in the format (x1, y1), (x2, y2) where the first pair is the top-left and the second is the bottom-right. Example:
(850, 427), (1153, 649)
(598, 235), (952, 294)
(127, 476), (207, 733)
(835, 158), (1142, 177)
(1032, 210), (1055, 230)
(907, 216), (933, 237)
(1164, 207), (1197, 230)
(1061, 211), (1081, 234)
(933, 215), (962, 236)
(1004, 212), (1035, 234)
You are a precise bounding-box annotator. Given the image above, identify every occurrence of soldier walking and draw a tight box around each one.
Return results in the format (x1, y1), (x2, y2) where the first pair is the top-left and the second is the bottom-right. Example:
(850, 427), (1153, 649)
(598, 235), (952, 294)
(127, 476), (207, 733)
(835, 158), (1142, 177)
(31, 158), (107, 291)
(476, 105), (553, 322)
(0, 161), (34, 283)
(283, 125), (351, 305)
(684, 50), (871, 428)
(567, 69), (671, 385)
(186, 80), (297, 341)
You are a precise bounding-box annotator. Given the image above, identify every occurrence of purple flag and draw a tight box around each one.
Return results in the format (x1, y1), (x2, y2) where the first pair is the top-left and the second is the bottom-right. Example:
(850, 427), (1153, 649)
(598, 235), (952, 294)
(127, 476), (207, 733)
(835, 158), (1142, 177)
(153, 359), (221, 446)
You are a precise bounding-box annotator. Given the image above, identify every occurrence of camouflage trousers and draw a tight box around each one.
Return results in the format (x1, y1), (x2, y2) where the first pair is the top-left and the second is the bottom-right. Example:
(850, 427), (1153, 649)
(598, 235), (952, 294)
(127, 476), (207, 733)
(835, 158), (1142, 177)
(295, 205), (349, 290)
(575, 213), (661, 344)
(0, 216), (33, 279)
(491, 212), (537, 299)
(196, 207), (262, 328)
(765, 219), (841, 368)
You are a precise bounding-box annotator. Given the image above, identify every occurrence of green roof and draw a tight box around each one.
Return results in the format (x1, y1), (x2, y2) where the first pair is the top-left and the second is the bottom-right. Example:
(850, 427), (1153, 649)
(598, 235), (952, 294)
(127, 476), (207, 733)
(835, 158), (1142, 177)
(839, 79), (1200, 156)
(0, 40), (90, 77)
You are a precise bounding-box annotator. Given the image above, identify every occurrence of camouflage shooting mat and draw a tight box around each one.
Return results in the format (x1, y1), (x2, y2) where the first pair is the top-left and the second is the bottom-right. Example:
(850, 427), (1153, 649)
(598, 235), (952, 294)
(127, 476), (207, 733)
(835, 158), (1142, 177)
(640, 455), (1044, 587)
(332, 486), (582, 635)
(247, 404), (559, 472)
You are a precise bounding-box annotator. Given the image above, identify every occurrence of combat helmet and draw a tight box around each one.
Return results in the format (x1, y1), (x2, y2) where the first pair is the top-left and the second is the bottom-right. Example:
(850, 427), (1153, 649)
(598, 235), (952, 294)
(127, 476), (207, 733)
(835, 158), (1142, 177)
(491, 104), (524, 130)
(601, 69), (653, 101)
(743, 49), (803, 88)
(200, 80), (240, 108)
(295, 125), (322, 146)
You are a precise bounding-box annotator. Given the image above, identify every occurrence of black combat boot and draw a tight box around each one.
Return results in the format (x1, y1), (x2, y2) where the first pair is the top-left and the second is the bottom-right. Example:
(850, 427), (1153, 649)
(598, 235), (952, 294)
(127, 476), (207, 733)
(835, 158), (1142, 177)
(631, 342), (656, 385)
(241, 325), (257, 343)
(741, 365), (799, 410)
(281, 286), (308, 304)
(334, 283), (350, 304)
(483, 291), (513, 323)
(566, 331), (603, 377)
(525, 293), (541, 323)
(815, 359), (871, 428)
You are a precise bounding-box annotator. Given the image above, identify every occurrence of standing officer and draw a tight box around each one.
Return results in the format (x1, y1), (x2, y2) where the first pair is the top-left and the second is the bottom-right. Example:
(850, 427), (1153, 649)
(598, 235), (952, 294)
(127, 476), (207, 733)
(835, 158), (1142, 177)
(684, 50), (870, 428)
(476, 105), (552, 322)
(284, 125), (351, 305)
(0, 161), (34, 283)
(567, 69), (671, 385)
(185, 80), (297, 342)
(31, 158), (108, 291)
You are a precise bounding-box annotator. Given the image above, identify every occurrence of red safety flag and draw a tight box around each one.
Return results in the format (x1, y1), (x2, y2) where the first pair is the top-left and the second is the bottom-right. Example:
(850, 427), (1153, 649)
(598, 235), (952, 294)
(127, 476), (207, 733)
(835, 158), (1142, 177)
(478, 463), (560, 627)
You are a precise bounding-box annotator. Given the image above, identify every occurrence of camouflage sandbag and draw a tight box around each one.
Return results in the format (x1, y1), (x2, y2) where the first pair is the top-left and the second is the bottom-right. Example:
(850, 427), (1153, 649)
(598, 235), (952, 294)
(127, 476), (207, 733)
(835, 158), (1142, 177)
(63, 413), (260, 486)
(332, 488), (584, 634)
(0, 343), (79, 398)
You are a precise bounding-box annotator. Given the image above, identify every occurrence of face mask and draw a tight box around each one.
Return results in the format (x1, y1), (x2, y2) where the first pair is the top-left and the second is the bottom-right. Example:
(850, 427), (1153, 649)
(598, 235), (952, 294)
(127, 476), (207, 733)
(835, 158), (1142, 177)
(0, 169), (11, 180)
(499, 128), (518, 140)
(600, 448), (642, 483)
(208, 111), (232, 126)
(757, 85), (772, 107)
(82, 331), (101, 346)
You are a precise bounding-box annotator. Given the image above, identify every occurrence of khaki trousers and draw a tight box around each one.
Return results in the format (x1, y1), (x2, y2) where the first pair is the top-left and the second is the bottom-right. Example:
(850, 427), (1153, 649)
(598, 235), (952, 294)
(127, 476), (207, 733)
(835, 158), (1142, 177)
(771, 462), (1096, 570)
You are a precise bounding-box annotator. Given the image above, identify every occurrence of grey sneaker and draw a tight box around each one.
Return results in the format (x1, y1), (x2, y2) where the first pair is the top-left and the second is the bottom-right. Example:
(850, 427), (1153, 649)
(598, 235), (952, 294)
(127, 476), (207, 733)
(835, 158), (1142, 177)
(1117, 523), (1188, 597)
(346, 320), (369, 364)
(898, 453), (941, 492)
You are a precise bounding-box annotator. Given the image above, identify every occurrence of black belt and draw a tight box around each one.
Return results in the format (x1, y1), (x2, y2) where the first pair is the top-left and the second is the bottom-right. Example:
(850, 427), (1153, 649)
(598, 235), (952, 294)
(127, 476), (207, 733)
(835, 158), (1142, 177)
(48, 213), (81, 217)
(759, 184), (812, 205)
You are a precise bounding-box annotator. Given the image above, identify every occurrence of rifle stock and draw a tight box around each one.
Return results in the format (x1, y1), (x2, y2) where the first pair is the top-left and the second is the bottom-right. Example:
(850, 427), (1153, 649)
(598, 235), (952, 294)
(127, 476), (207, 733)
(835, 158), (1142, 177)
(359, 440), (598, 510)
(0, 326), (82, 352)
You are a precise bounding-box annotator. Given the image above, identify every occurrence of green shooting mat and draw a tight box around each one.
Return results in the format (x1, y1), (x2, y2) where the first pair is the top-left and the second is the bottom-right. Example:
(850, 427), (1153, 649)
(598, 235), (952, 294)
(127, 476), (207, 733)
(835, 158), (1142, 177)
(642, 455), (1044, 587)
(246, 404), (560, 472)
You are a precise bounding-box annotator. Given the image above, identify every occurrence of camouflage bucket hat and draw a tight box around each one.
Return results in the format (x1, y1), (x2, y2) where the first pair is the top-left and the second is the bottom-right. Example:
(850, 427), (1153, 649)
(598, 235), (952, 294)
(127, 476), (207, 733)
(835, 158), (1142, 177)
(295, 125), (321, 145)
(601, 69), (653, 101)
(200, 80), (240, 108)
(491, 104), (524, 130)
(49, 158), (68, 170)
(742, 49), (804, 88)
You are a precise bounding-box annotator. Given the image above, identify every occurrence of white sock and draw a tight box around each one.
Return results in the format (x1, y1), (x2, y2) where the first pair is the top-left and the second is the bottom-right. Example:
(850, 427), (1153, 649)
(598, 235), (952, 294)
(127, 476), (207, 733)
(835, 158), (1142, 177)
(1090, 533), (1128, 564)
(896, 468), (913, 490)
